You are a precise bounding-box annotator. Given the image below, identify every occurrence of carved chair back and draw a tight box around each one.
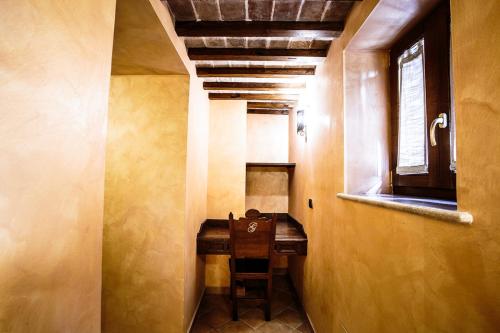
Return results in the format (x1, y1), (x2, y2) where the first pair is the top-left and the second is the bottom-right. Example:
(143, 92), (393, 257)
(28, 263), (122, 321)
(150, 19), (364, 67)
(229, 212), (276, 260)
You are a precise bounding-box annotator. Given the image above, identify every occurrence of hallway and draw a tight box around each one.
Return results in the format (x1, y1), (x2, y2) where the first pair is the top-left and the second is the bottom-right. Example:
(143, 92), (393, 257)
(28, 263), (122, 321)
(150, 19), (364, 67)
(1, 0), (500, 332)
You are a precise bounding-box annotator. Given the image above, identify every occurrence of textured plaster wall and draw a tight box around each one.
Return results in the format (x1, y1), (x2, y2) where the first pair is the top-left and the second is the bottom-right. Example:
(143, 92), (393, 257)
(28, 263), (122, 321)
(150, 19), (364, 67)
(206, 100), (247, 289)
(288, 0), (500, 332)
(207, 100), (247, 219)
(111, 0), (187, 75)
(102, 75), (189, 333)
(104, 0), (210, 330)
(184, 74), (209, 329)
(344, 51), (391, 195)
(246, 167), (289, 213)
(246, 114), (289, 214)
(0, 1), (116, 331)
(246, 114), (289, 163)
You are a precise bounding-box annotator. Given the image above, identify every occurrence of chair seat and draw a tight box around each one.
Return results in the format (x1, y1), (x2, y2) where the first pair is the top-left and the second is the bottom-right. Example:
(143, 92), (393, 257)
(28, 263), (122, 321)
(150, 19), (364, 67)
(229, 258), (269, 274)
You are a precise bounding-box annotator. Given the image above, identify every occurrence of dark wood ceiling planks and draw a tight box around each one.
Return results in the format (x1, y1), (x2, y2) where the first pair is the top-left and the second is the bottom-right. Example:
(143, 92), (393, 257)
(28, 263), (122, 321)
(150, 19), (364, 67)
(175, 21), (344, 38)
(196, 66), (315, 77)
(203, 81), (306, 91)
(162, 0), (359, 108)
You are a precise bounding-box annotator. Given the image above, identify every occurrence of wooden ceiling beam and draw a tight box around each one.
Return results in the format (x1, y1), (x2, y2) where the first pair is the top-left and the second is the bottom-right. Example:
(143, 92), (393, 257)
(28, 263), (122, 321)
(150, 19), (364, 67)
(176, 21), (343, 38)
(247, 102), (295, 109)
(203, 82), (305, 91)
(196, 67), (315, 78)
(247, 109), (289, 115)
(209, 93), (298, 101)
(188, 48), (327, 61)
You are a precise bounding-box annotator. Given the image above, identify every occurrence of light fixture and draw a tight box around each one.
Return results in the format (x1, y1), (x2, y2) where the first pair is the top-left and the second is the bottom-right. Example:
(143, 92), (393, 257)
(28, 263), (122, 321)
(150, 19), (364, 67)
(296, 109), (306, 136)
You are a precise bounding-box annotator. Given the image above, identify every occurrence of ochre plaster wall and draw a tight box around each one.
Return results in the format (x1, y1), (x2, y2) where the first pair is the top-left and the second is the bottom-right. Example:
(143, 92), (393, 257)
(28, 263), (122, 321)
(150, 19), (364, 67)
(206, 100), (247, 289)
(0, 1), (116, 331)
(207, 100), (247, 219)
(184, 74), (209, 329)
(105, 1), (210, 330)
(246, 167), (289, 213)
(111, 0), (187, 75)
(288, 0), (500, 332)
(246, 114), (290, 214)
(102, 75), (189, 333)
(246, 114), (289, 163)
(344, 51), (391, 195)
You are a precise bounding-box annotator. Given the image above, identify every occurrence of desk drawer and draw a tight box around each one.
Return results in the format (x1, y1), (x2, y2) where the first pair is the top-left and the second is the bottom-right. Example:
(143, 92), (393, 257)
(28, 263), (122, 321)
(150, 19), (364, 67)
(197, 239), (229, 254)
(275, 241), (307, 255)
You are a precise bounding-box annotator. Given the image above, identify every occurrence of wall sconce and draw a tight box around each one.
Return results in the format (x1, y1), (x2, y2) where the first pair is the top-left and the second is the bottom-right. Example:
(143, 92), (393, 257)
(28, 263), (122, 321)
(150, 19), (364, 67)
(296, 110), (306, 136)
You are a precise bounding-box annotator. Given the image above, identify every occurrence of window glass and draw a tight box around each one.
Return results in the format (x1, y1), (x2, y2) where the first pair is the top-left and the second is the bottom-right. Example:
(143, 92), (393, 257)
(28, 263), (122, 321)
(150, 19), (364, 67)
(397, 39), (428, 175)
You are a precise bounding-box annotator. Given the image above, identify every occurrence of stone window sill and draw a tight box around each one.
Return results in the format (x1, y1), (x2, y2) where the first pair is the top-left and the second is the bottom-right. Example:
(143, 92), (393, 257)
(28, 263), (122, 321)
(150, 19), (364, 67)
(337, 193), (473, 224)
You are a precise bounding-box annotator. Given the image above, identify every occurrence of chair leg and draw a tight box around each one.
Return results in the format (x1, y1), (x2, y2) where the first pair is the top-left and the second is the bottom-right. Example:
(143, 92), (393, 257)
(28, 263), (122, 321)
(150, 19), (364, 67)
(265, 278), (272, 321)
(231, 277), (238, 321)
(232, 299), (238, 321)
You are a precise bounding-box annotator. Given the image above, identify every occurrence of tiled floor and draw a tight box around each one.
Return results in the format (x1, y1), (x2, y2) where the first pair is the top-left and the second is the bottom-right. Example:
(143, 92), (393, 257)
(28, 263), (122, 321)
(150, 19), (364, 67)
(190, 275), (312, 333)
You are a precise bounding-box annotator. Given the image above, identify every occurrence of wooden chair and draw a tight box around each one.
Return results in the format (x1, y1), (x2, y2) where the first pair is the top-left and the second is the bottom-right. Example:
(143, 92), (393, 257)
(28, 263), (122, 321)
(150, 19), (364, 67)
(229, 210), (277, 321)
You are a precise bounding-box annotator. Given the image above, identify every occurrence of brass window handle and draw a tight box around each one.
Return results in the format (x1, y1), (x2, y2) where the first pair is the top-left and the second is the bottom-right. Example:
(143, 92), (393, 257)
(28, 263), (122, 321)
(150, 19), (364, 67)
(430, 113), (448, 147)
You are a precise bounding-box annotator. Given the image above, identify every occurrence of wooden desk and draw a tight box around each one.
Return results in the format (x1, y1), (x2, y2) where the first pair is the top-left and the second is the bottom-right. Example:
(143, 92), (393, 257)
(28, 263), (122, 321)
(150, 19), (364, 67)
(197, 214), (307, 256)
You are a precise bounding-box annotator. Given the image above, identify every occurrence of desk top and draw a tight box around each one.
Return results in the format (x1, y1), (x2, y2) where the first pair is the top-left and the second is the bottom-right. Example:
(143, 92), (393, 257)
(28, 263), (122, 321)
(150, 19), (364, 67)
(197, 214), (308, 255)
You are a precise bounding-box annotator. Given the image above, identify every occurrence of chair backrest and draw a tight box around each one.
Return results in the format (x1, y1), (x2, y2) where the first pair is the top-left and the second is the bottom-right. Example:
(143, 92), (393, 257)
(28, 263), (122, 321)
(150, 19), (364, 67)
(229, 212), (277, 259)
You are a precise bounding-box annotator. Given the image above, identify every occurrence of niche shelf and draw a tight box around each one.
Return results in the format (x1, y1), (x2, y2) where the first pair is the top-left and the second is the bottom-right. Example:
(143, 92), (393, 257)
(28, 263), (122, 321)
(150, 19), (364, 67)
(246, 162), (296, 168)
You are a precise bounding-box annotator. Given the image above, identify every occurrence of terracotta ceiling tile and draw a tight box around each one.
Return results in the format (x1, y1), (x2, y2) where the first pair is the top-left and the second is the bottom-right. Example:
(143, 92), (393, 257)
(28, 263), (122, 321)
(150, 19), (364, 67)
(248, 0), (273, 21)
(204, 37), (227, 47)
(269, 38), (291, 48)
(299, 1), (327, 21)
(220, 0), (246, 20)
(310, 39), (332, 49)
(322, 2), (353, 21)
(226, 37), (247, 48)
(193, 0), (220, 20)
(184, 37), (206, 48)
(248, 38), (268, 48)
(273, 0), (302, 21)
(163, 0), (196, 20)
(289, 38), (312, 49)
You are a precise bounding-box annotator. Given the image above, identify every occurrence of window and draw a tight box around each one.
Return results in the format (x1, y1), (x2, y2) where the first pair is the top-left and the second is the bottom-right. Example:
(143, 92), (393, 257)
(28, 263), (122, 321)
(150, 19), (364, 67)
(397, 39), (427, 175)
(390, 1), (456, 200)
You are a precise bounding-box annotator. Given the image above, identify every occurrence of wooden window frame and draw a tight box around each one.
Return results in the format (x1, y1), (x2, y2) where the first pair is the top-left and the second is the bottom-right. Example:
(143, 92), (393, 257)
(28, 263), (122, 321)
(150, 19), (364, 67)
(390, 1), (456, 200)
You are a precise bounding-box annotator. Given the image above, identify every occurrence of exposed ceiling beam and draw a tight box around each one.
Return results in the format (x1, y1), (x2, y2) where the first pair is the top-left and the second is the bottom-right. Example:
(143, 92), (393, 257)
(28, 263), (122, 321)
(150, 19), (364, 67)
(176, 21), (343, 38)
(247, 102), (295, 109)
(196, 66), (315, 78)
(188, 48), (327, 61)
(203, 82), (305, 91)
(247, 109), (289, 115)
(209, 93), (298, 101)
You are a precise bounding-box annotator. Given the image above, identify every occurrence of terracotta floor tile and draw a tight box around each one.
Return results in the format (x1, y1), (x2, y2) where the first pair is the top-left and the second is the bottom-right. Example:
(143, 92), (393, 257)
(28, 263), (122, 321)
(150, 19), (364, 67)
(197, 303), (213, 317)
(286, 301), (300, 312)
(270, 292), (294, 318)
(257, 320), (296, 333)
(236, 300), (257, 316)
(272, 276), (291, 292)
(296, 323), (313, 333)
(199, 308), (232, 328)
(240, 308), (266, 329)
(276, 309), (304, 329)
(191, 319), (216, 333)
(272, 290), (294, 305)
(190, 274), (308, 333)
(217, 320), (254, 333)
(202, 294), (231, 312)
